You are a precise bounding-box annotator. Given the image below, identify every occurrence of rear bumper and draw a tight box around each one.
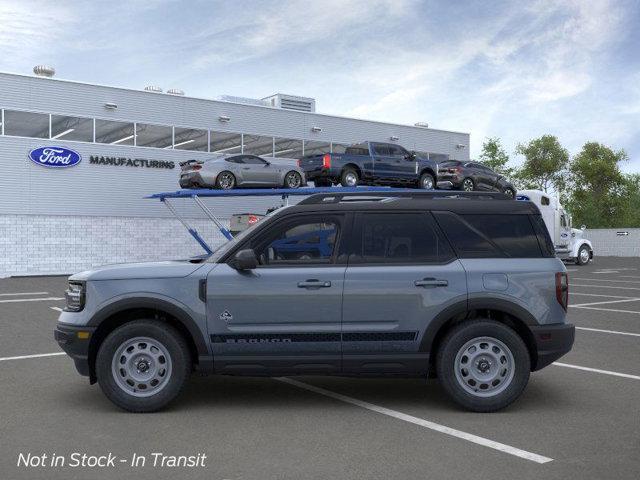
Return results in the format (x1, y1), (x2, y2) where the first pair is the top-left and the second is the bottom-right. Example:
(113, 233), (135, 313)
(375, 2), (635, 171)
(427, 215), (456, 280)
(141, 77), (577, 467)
(179, 172), (208, 188)
(304, 167), (335, 181)
(530, 323), (575, 371)
(54, 323), (96, 377)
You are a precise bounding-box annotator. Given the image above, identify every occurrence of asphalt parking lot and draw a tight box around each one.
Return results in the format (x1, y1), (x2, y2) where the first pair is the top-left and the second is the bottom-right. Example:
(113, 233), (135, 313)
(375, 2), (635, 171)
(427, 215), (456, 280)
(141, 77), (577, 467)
(1, 257), (639, 480)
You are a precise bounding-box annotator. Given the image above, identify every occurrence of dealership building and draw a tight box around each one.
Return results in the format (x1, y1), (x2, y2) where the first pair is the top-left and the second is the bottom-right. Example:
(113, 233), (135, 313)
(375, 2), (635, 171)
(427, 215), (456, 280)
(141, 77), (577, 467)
(0, 68), (470, 276)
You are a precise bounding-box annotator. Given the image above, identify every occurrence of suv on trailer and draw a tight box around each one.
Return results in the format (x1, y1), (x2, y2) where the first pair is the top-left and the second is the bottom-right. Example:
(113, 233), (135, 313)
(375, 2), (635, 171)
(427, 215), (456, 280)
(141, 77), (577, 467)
(54, 191), (574, 413)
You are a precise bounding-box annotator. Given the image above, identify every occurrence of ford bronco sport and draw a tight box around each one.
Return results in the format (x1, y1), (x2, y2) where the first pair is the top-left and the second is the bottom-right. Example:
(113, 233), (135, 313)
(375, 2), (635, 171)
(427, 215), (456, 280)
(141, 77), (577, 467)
(54, 191), (574, 413)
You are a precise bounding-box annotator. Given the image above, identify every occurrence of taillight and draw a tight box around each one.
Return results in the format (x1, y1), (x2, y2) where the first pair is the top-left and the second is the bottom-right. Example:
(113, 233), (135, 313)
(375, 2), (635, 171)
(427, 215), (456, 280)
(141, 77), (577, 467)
(322, 153), (331, 169)
(248, 215), (259, 225)
(556, 272), (569, 311)
(297, 159), (301, 167)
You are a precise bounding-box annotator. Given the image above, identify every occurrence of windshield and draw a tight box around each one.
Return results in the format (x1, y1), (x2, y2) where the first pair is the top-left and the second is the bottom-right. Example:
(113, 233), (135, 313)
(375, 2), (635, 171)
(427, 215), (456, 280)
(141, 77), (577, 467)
(206, 206), (288, 262)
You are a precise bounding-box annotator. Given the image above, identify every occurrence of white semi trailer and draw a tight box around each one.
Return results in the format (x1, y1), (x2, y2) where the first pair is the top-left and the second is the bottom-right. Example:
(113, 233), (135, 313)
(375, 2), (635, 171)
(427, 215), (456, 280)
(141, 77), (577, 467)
(517, 190), (593, 265)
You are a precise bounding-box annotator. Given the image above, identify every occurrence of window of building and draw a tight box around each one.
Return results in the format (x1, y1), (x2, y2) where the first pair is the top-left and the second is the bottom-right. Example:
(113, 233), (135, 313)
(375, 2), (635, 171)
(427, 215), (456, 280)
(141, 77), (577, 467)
(243, 135), (274, 156)
(135, 123), (173, 148)
(352, 213), (453, 264)
(173, 127), (208, 151)
(273, 137), (303, 159)
(50, 115), (93, 142)
(95, 119), (135, 145)
(303, 140), (331, 156)
(3, 110), (49, 138)
(210, 131), (242, 154)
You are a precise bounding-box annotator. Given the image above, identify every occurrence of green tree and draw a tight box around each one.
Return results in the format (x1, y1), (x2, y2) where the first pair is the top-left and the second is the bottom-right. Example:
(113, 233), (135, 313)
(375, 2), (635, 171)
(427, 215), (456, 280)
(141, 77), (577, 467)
(620, 174), (640, 227)
(567, 142), (628, 228)
(479, 137), (514, 176)
(515, 135), (569, 193)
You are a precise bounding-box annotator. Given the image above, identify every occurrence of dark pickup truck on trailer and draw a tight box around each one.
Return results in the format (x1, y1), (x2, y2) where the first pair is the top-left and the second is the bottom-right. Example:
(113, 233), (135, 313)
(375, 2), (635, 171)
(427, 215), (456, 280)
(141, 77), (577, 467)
(298, 142), (439, 189)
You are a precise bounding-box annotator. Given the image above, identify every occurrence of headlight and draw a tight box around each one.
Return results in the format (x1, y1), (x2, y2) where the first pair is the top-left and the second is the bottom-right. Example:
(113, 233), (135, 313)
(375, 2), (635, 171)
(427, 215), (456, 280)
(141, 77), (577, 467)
(64, 281), (85, 312)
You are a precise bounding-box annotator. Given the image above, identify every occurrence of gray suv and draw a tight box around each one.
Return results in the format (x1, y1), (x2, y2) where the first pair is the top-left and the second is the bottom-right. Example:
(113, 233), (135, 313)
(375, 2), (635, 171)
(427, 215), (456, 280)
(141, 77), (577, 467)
(54, 191), (574, 413)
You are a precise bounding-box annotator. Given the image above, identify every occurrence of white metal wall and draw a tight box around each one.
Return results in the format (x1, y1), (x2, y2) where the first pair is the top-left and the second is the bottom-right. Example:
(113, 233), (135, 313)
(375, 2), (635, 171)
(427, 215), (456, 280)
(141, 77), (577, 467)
(583, 229), (640, 257)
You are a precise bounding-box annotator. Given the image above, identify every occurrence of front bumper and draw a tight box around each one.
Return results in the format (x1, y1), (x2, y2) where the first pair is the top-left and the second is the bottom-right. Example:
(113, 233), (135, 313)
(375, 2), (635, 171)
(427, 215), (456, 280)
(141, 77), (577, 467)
(530, 323), (575, 371)
(54, 323), (96, 377)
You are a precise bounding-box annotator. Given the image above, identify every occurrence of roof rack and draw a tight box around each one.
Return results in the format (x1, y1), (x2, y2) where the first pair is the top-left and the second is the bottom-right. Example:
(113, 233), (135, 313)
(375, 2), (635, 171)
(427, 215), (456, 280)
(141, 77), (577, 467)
(297, 190), (510, 205)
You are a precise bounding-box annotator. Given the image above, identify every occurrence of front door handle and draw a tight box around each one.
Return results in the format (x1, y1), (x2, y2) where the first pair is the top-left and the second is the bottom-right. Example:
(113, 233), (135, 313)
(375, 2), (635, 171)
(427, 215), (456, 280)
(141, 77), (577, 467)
(414, 278), (448, 288)
(298, 279), (331, 289)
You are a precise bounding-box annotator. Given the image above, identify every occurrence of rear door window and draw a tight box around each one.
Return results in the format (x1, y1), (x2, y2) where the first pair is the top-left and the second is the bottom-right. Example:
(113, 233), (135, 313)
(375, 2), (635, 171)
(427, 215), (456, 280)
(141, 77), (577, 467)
(433, 212), (501, 258)
(350, 213), (454, 264)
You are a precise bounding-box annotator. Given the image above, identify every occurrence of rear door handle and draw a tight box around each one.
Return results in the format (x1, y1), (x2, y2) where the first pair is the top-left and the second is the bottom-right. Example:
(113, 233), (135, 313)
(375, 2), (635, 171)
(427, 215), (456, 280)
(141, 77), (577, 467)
(297, 279), (331, 289)
(414, 278), (448, 288)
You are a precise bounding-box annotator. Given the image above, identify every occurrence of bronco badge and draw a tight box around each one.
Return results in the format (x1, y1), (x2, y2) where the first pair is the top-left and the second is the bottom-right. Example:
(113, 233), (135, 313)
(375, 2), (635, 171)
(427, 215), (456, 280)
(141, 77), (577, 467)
(219, 310), (233, 322)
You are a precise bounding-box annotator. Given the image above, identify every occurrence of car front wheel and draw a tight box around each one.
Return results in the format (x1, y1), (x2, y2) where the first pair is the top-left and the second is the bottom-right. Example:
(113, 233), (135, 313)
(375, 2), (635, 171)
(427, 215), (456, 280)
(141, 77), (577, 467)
(284, 171), (303, 189)
(418, 172), (435, 190)
(436, 319), (530, 412)
(576, 245), (591, 265)
(96, 320), (191, 412)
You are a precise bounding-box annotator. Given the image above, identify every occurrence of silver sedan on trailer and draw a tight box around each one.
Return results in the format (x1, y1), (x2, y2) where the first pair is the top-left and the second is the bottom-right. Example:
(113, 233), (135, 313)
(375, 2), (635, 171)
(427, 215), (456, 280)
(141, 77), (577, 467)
(179, 154), (307, 189)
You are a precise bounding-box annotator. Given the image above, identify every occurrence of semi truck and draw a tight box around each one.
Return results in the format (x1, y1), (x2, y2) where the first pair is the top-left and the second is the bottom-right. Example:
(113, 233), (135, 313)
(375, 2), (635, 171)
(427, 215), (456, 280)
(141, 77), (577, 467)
(517, 190), (593, 265)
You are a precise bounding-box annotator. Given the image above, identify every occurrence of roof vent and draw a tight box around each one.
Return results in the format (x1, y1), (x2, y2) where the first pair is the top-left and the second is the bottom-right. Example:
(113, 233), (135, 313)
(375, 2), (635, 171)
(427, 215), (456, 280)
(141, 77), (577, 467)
(33, 65), (55, 78)
(144, 85), (163, 93)
(262, 93), (316, 113)
(414, 122), (429, 128)
(167, 88), (185, 96)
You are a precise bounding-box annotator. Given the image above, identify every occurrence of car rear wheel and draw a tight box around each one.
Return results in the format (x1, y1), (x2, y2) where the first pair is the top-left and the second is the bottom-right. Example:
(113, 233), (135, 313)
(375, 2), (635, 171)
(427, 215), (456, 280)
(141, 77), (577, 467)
(418, 172), (435, 190)
(502, 187), (515, 198)
(96, 320), (191, 412)
(340, 168), (359, 187)
(284, 171), (303, 189)
(436, 319), (530, 412)
(462, 178), (475, 192)
(216, 171), (236, 190)
(576, 245), (591, 265)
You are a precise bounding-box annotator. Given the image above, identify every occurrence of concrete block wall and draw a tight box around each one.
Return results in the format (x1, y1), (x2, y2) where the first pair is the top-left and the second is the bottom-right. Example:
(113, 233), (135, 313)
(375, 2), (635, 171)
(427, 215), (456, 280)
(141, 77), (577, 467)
(583, 228), (640, 257)
(0, 215), (230, 277)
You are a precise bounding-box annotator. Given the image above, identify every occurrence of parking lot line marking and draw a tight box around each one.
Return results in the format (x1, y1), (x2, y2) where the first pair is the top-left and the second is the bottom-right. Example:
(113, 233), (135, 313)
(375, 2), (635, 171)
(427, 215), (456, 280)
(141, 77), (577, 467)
(0, 352), (65, 362)
(553, 362), (640, 380)
(276, 377), (553, 464)
(50, 306), (63, 312)
(571, 284), (640, 291)
(617, 275), (640, 280)
(0, 297), (64, 304)
(570, 298), (640, 307)
(572, 278), (640, 284)
(0, 291), (49, 297)
(576, 327), (640, 337)
(570, 292), (637, 299)
(570, 305), (640, 315)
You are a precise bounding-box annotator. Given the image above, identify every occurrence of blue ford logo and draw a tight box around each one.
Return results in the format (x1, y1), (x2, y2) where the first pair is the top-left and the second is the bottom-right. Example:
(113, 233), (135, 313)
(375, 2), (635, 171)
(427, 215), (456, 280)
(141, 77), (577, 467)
(28, 146), (82, 168)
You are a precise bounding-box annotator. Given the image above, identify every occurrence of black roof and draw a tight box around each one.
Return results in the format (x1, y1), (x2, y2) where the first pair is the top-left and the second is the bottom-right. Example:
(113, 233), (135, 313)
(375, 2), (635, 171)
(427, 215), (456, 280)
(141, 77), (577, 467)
(282, 191), (539, 216)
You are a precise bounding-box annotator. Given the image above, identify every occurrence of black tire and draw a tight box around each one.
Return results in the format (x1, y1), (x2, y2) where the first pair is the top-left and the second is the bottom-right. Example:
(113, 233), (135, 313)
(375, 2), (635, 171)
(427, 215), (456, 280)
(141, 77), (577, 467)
(96, 320), (191, 413)
(340, 168), (359, 187)
(215, 171), (236, 190)
(502, 187), (515, 198)
(576, 245), (591, 265)
(461, 177), (475, 192)
(284, 171), (303, 189)
(314, 179), (332, 187)
(436, 319), (530, 412)
(418, 172), (435, 190)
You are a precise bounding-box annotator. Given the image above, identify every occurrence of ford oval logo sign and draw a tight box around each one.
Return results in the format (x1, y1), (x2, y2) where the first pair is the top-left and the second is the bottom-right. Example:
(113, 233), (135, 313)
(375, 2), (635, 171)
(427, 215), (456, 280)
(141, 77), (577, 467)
(28, 146), (82, 168)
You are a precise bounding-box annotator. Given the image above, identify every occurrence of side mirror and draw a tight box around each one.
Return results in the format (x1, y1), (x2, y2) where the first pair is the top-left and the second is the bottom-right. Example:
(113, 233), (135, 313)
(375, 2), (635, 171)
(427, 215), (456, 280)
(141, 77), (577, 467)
(230, 249), (258, 270)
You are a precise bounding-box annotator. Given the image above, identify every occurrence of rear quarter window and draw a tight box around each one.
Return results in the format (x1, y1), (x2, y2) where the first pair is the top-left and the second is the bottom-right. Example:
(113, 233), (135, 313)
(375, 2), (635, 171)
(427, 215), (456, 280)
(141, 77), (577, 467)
(434, 212), (544, 258)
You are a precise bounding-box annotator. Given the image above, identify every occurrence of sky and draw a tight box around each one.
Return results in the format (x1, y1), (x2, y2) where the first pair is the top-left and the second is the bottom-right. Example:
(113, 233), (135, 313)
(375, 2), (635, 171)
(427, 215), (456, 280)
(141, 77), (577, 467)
(1, 0), (639, 172)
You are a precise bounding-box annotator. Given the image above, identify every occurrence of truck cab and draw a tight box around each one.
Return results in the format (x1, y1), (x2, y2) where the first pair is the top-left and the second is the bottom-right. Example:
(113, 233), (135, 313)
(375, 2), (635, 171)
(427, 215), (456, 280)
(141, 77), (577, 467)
(517, 190), (593, 265)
